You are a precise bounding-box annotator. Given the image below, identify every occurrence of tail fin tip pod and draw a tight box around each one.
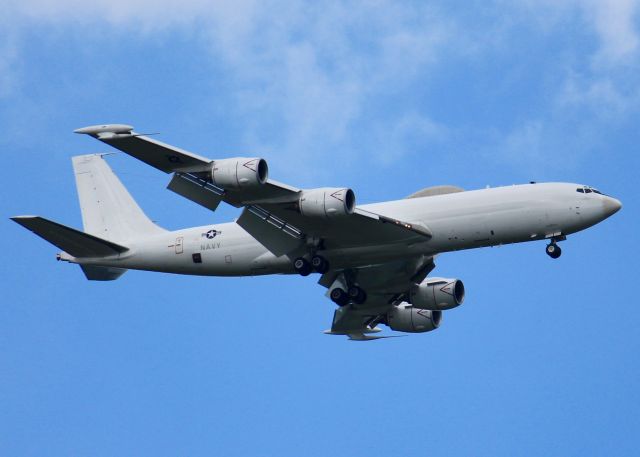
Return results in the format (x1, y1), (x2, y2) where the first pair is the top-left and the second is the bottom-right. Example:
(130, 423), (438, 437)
(72, 153), (166, 243)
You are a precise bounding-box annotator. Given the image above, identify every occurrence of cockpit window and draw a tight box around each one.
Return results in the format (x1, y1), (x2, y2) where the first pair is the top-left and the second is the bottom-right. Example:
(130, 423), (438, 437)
(577, 186), (607, 195)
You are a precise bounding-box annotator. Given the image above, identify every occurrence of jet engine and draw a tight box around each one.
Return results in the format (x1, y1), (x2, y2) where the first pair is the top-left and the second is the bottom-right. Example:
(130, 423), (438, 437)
(210, 157), (268, 189)
(409, 277), (465, 311)
(386, 304), (442, 333)
(299, 187), (355, 218)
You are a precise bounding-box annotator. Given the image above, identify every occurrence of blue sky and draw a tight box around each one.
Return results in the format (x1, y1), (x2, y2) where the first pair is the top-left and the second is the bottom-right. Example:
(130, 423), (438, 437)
(1, 1), (638, 455)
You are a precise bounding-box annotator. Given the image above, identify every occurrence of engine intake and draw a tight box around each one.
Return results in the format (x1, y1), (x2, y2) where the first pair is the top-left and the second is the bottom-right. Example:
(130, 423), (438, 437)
(409, 277), (465, 311)
(386, 304), (442, 333)
(299, 188), (355, 218)
(210, 157), (268, 189)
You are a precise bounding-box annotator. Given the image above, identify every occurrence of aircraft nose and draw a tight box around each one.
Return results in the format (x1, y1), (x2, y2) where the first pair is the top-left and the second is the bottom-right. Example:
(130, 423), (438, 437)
(602, 196), (622, 218)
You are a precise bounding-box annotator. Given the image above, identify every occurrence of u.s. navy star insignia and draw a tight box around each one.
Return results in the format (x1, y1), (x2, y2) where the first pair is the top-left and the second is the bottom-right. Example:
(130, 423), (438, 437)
(204, 229), (220, 239)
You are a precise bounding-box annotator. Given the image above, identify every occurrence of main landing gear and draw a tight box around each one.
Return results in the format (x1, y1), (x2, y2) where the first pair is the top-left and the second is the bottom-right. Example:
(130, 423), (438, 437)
(293, 254), (330, 276)
(329, 285), (367, 307)
(326, 271), (368, 307)
(293, 257), (313, 276)
(329, 287), (349, 306)
(310, 255), (329, 274)
(294, 235), (330, 276)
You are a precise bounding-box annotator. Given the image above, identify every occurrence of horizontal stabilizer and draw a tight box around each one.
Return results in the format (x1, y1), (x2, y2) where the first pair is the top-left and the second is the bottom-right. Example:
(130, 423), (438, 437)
(11, 216), (128, 258)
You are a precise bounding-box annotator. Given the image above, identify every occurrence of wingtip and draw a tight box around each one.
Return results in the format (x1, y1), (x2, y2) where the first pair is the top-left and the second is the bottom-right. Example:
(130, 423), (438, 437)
(10, 215), (40, 228)
(348, 334), (405, 341)
(74, 124), (134, 135)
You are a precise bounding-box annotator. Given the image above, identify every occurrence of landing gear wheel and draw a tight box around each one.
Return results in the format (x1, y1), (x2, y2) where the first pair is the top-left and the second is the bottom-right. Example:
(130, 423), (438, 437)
(546, 243), (562, 259)
(310, 255), (329, 274)
(348, 286), (367, 304)
(293, 257), (312, 276)
(330, 288), (349, 306)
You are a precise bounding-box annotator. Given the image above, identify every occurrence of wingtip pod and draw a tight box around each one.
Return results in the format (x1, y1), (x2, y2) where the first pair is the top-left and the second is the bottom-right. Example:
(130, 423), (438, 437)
(324, 327), (399, 341)
(74, 124), (134, 135)
(11, 215), (37, 221)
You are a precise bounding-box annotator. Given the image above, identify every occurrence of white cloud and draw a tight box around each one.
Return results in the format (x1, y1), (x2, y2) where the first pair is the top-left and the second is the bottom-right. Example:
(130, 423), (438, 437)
(193, 2), (456, 174)
(0, 31), (19, 98)
(558, 72), (639, 118)
(5, 0), (210, 29)
(0, 1), (458, 176)
(587, 0), (639, 66)
(500, 121), (544, 163)
(514, 0), (639, 65)
(1, 0), (638, 175)
(367, 113), (448, 167)
(473, 0), (639, 170)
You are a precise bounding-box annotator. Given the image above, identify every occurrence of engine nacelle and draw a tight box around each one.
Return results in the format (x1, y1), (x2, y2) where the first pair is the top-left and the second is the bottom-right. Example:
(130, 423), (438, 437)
(299, 188), (355, 218)
(386, 304), (442, 333)
(409, 277), (465, 311)
(210, 157), (268, 189)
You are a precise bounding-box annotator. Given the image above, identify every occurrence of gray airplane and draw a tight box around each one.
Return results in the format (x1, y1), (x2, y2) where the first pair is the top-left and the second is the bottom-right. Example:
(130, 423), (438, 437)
(12, 124), (622, 340)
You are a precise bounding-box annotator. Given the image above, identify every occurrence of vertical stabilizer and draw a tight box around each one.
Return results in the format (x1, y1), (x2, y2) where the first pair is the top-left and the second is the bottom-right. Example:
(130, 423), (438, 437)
(72, 154), (166, 243)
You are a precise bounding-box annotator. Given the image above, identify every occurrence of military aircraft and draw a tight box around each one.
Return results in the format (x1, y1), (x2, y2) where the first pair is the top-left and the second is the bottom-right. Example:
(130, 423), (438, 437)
(12, 124), (622, 340)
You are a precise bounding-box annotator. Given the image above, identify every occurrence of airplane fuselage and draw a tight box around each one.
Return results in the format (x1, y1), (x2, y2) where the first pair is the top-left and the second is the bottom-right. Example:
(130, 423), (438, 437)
(13, 130), (622, 339)
(71, 182), (620, 276)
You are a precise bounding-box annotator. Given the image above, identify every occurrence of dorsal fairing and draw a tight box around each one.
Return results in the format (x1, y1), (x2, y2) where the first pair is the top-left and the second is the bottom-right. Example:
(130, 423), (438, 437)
(406, 185), (464, 199)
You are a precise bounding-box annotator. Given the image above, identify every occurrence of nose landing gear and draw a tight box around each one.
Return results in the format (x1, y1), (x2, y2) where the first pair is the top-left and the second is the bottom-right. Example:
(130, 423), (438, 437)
(546, 241), (562, 259)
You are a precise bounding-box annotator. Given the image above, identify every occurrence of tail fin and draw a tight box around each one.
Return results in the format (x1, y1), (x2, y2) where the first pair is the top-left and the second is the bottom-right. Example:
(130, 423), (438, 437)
(72, 154), (165, 243)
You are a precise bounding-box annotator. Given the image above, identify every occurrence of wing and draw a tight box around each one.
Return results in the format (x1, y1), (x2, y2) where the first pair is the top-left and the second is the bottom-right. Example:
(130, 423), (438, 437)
(75, 124), (432, 256)
(73, 124), (299, 211)
(322, 255), (436, 339)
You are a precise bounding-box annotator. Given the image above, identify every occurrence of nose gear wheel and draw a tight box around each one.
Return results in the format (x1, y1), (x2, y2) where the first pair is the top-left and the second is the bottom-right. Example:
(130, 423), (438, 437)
(546, 242), (562, 259)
